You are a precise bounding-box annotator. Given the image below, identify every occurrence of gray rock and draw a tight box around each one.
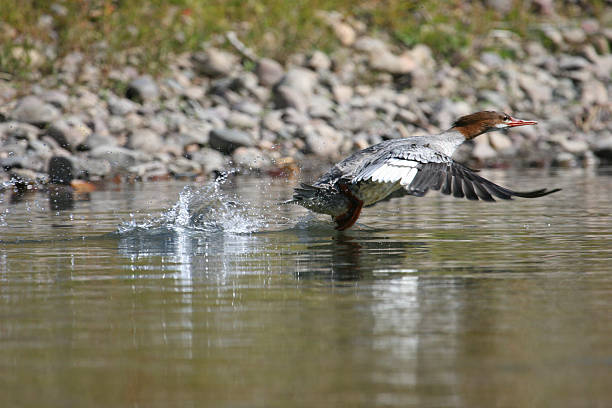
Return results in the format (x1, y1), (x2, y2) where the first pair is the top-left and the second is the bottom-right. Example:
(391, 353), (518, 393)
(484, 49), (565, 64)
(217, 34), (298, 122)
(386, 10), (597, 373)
(168, 157), (201, 176)
(189, 148), (226, 174)
(302, 122), (344, 158)
(126, 75), (159, 102)
(581, 80), (608, 106)
(274, 85), (308, 112)
(472, 134), (498, 161)
(281, 68), (318, 96)
(369, 50), (415, 74)
(518, 73), (552, 105)
(90, 146), (151, 169)
(232, 147), (271, 170)
(12, 96), (61, 126)
(261, 111), (284, 132)
(0, 121), (40, 141)
(128, 161), (168, 178)
(558, 55), (590, 71)
(332, 85), (353, 104)
(127, 128), (164, 154)
(107, 94), (138, 116)
(232, 101), (262, 116)
(73, 157), (112, 177)
(226, 111), (258, 129)
(40, 90), (70, 109)
(353, 36), (388, 54)
(255, 58), (284, 87)
(209, 128), (255, 154)
(47, 116), (92, 151)
(192, 48), (238, 77)
(480, 52), (505, 69)
(79, 132), (118, 150)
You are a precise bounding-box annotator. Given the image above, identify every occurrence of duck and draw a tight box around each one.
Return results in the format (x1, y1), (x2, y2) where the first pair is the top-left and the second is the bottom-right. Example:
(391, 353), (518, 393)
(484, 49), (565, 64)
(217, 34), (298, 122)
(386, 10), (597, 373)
(290, 111), (560, 230)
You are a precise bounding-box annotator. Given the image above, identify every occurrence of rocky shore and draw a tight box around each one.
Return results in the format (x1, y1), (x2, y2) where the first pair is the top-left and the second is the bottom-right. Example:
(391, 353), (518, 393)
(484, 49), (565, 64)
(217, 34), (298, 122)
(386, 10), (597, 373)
(0, 14), (610, 188)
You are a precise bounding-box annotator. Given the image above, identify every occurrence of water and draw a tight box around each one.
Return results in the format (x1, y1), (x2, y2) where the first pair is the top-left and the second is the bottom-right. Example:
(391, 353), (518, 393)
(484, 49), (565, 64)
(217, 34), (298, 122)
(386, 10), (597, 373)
(1, 169), (612, 407)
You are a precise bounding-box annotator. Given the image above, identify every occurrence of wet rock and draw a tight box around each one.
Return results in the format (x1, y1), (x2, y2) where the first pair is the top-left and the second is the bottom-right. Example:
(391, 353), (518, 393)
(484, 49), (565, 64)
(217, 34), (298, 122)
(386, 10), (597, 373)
(192, 48), (238, 77)
(255, 58), (284, 87)
(168, 157), (201, 176)
(189, 148), (226, 174)
(12, 96), (61, 126)
(128, 161), (168, 178)
(232, 147), (271, 170)
(47, 116), (92, 151)
(73, 157), (112, 177)
(209, 128), (255, 154)
(128, 128), (164, 154)
(126, 75), (159, 102)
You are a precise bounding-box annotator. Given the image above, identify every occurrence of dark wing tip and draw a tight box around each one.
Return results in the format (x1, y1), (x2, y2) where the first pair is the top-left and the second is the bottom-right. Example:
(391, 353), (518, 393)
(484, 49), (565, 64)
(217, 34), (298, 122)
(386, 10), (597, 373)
(510, 188), (561, 198)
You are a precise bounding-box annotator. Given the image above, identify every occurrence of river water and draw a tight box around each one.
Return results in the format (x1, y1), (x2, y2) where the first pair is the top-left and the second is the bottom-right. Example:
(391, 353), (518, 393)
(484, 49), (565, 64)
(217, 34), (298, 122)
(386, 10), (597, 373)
(1, 169), (611, 407)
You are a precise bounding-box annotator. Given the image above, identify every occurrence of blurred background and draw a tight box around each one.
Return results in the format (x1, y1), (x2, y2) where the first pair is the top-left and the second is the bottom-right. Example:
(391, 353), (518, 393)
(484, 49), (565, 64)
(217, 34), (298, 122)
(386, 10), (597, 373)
(0, 0), (610, 183)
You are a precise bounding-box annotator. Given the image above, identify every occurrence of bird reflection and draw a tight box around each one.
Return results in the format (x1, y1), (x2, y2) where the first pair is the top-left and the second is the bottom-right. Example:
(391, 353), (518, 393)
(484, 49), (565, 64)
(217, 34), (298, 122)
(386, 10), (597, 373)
(296, 231), (427, 281)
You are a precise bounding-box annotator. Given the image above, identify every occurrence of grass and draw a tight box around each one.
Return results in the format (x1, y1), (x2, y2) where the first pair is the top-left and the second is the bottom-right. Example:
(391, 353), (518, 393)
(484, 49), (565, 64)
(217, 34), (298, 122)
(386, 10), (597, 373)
(0, 0), (608, 84)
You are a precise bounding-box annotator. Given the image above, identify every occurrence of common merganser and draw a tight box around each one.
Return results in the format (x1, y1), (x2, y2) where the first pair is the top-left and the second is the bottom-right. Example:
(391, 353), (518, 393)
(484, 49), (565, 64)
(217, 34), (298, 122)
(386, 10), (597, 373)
(290, 111), (560, 230)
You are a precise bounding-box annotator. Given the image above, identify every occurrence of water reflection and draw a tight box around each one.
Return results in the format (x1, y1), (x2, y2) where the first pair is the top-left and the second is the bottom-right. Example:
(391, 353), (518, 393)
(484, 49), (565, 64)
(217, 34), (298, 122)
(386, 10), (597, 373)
(3, 172), (612, 407)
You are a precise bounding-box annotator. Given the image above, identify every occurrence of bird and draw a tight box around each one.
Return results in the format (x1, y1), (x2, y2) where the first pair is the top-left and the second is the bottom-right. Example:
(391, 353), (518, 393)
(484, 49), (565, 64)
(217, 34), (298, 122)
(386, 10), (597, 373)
(289, 111), (561, 230)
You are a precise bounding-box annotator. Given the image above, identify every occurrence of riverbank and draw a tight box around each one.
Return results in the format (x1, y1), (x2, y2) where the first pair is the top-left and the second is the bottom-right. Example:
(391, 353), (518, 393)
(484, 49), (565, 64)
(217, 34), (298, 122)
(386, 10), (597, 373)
(0, 7), (610, 188)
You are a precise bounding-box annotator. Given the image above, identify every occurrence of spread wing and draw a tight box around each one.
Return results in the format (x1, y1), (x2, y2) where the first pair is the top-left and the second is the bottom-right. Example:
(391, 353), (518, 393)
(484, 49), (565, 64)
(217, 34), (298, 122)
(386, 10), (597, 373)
(352, 153), (560, 201)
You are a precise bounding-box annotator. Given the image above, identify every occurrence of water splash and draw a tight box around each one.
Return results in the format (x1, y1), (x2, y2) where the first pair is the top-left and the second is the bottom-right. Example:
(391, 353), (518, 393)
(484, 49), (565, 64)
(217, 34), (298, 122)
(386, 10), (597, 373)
(118, 173), (267, 235)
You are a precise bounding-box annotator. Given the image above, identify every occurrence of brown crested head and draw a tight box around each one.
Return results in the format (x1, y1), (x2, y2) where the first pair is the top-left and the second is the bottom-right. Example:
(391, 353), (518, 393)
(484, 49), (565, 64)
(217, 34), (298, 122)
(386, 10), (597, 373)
(452, 111), (537, 139)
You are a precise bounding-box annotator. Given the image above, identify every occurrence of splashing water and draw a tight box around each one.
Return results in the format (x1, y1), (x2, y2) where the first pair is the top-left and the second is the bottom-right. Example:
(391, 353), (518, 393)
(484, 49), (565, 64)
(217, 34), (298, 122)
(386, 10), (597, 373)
(118, 174), (268, 235)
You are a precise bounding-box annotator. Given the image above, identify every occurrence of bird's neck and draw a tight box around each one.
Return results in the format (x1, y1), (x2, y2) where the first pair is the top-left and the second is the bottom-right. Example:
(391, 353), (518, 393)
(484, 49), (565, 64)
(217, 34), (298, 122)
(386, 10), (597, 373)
(428, 130), (467, 157)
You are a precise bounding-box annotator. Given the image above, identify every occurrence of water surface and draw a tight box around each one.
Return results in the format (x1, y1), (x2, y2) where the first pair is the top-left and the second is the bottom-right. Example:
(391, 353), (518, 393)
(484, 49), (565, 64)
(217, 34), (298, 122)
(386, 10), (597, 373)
(1, 170), (612, 407)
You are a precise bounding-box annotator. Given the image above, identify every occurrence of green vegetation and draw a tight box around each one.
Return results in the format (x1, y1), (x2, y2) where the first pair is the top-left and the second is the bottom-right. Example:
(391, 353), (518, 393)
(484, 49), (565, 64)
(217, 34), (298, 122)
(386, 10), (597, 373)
(0, 0), (607, 82)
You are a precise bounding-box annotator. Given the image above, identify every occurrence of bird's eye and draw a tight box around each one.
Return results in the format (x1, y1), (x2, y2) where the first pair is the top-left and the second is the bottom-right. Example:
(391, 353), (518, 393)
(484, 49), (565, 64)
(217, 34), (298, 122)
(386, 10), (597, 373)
(503, 114), (510, 121)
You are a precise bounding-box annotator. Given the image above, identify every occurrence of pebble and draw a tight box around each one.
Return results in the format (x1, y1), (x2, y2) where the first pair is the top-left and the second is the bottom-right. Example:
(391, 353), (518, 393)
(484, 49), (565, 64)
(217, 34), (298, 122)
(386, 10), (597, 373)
(255, 58), (284, 87)
(209, 128), (255, 154)
(47, 116), (92, 151)
(189, 148), (226, 174)
(11, 96), (61, 126)
(192, 48), (238, 77)
(126, 75), (159, 102)
(127, 128), (164, 155)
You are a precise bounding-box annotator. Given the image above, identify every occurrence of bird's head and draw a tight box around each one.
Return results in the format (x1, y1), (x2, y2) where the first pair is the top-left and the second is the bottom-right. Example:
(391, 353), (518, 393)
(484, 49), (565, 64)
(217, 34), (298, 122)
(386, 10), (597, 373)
(452, 111), (537, 139)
